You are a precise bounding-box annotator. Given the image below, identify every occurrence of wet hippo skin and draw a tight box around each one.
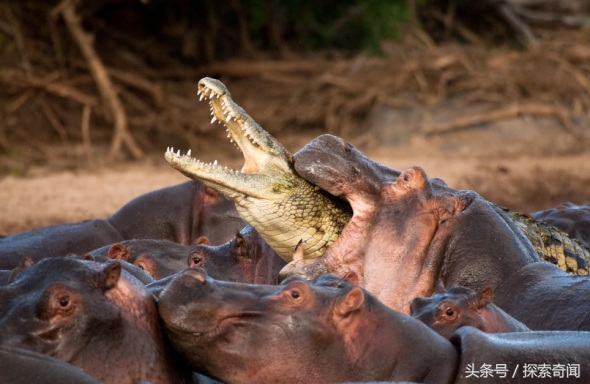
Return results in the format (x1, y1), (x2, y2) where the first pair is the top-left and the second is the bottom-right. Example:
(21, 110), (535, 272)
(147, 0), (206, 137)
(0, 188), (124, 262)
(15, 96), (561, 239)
(0, 346), (102, 384)
(451, 327), (590, 383)
(188, 225), (286, 284)
(411, 285), (529, 339)
(157, 268), (459, 384)
(494, 262), (590, 331)
(0, 257), (193, 384)
(283, 134), (539, 313)
(0, 181), (245, 270)
(89, 239), (194, 280)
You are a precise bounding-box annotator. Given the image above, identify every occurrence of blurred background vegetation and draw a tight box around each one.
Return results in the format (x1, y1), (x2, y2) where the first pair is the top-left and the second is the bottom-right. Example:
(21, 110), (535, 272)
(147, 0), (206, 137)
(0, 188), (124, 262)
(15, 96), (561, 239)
(1, 0), (589, 174)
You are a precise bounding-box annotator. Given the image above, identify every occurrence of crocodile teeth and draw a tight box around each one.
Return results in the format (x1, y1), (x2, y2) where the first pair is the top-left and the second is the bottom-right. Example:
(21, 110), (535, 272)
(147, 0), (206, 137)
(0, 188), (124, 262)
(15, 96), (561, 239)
(199, 94), (204, 101)
(211, 116), (217, 124)
(187, 149), (192, 156)
(213, 160), (218, 165)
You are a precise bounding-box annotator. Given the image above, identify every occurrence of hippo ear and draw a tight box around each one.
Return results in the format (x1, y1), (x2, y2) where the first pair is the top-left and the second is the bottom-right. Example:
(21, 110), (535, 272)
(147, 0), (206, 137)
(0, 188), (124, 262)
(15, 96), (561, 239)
(195, 236), (210, 246)
(8, 257), (34, 284)
(343, 271), (358, 286)
(235, 232), (248, 256)
(335, 287), (364, 318)
(409, 296), (428, 315)
(99, 261), (122, 291)
(477, 286), (494, 308)
(434, 278), (446, 293)
(108, 243), (130, 261)
(292, 240), (304, 262)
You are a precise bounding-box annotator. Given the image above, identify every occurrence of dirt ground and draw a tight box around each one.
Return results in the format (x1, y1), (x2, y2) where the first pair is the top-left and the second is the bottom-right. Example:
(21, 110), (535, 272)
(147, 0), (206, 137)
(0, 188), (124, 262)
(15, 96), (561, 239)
(1, 105), (589, 236)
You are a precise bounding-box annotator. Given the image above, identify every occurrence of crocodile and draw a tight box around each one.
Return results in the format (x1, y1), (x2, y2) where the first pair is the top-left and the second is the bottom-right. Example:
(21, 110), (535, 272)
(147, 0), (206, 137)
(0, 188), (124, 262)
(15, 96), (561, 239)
(165, 77), (351, 262)
(165, 77), (590, 275)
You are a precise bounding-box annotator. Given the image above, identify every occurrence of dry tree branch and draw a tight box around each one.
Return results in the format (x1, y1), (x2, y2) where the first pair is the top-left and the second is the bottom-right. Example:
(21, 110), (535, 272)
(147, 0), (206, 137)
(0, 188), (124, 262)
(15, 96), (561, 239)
(53, 0), (143, 160)
(422, 103), (578, 138)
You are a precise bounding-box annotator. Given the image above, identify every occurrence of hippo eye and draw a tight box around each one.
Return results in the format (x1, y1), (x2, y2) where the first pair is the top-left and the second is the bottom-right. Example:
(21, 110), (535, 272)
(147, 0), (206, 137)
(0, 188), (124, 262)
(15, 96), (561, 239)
(191, 257), (203, 267)
(58, 295), (70, 309)
(441, 306), (457, 321)
(290, 290), (301, 299)
(403, 174), (410, 182)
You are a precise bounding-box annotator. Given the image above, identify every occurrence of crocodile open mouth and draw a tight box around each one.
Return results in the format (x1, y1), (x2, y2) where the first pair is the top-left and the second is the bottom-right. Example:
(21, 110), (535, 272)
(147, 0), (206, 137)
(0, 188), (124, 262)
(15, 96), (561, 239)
(165, 77), (291, 177)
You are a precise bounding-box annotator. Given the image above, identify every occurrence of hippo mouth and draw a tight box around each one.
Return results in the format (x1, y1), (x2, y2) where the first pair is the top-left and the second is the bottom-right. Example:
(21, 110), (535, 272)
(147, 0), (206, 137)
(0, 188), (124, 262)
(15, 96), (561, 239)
(161, 312), (263, 339)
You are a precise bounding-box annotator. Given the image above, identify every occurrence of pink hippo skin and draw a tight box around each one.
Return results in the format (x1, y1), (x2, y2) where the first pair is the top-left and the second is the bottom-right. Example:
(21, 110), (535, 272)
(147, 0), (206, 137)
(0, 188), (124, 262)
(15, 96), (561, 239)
(156, 268), (459, 384)
(88, 239), (196, 281)
(282, 134), (538, 314)
(0, 257), (193, 384)
(410, 285), (529, 339)
(0, 181), (244, 270)
(188, 225), (286, 284)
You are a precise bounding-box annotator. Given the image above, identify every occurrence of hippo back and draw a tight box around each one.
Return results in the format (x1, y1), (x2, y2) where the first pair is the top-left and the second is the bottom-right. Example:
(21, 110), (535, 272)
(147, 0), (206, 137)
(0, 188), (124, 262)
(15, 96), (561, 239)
(0, 346), (102, 384)
(451, 327), (590, 383)
(494, 262), (590, 331)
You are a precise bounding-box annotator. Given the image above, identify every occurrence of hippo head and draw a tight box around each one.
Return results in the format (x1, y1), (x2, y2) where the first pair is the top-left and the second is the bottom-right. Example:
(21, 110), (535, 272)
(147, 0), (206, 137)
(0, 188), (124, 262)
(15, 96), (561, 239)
(188, 225), (286, 284)
(410, 286), (493, 338)
(157, 268), (376, 383)
(0, 258), (123, 359)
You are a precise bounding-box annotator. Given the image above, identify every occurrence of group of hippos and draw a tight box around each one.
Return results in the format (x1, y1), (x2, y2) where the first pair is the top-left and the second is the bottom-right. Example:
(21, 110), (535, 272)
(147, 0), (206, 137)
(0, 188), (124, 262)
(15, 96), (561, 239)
(1, 78), (590, 384)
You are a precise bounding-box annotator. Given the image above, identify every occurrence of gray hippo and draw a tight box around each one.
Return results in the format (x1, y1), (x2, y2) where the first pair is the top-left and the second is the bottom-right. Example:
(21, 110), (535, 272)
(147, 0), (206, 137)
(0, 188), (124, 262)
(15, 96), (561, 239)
(494, 262), (590, 331)
(188, 225), (286, 284)
(0, 257), (193, 384)
(0, 181), (245, 269)
(156, 268), (459, 384)
(0, 346), (102, 384)
(282, 136), (539, 313)
(451, 327), (590, 383)
(88, 239), (197, 280)
(156, 268), (590, 383)
(410, 285), (529, 338)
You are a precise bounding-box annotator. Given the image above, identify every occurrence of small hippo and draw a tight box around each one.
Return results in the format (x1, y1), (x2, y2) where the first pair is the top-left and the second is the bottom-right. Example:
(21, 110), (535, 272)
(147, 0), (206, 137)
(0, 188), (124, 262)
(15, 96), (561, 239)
(530, 202), (590, 249)
(0, 180), (245, 270)
(157, 268), (458, 384)
(410, 285), (529, 338)
(0, 257), (193, 384)
(188, 225), (286, 284)
(494, 262), (590, 331)
(0, 346), (102, 384)
(89, 239), (195, 280)
(282, 135), (539, 313)
(451, 327), (590, 383)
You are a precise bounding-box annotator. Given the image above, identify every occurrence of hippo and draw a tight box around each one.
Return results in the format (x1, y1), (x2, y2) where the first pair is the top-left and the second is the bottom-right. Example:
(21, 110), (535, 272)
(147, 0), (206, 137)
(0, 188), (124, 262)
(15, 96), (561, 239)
(451, 327), (590, 383)
(88, 239), (197, 280)
(494, 262), (590, 331)
(410, 285), (529, 338)
(0, 346), (102, 384)
(0, 257), (193, 384)
(0, 180), (245, 269)
(188, 225), (286, 284)
(281, 134), (539, 313)
(530, 202), (590, 249)
(156, 268), (459, 384)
